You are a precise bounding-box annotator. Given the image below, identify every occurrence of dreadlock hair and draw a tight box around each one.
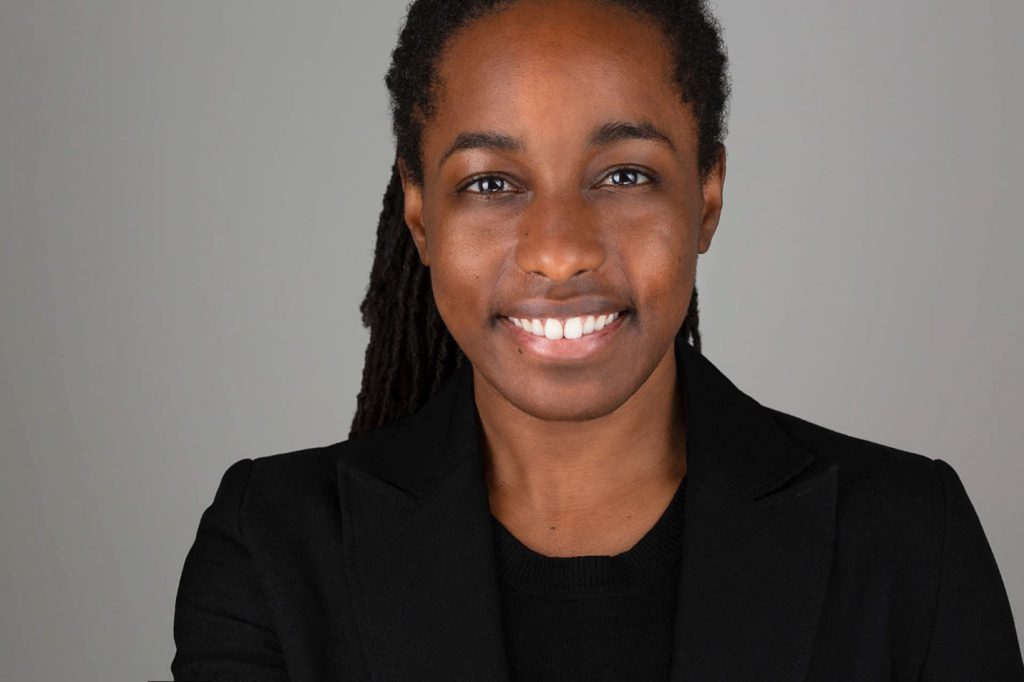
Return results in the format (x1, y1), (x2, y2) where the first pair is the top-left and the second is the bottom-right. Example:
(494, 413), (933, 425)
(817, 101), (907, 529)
(349, 0), (730, 438)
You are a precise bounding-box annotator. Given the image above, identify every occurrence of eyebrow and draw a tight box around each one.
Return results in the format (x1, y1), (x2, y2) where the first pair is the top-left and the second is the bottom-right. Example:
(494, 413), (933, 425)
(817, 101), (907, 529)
(588, 120), (675, 151)
(438, 132), (523, 168)
(437, 120), (675, 168)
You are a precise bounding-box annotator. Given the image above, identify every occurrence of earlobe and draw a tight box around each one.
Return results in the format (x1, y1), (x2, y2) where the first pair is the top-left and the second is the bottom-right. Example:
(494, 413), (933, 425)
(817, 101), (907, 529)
(698, 145), (726, 254)
(397, 158), (430, 267)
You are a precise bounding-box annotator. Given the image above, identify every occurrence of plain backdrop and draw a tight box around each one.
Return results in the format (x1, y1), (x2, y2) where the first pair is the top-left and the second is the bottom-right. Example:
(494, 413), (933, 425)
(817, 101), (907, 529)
(1, 1), (1021, 679)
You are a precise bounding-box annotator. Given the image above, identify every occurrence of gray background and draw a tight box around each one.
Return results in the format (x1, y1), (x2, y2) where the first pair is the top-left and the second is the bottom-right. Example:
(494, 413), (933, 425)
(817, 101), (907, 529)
(0, 1), (1020, 679)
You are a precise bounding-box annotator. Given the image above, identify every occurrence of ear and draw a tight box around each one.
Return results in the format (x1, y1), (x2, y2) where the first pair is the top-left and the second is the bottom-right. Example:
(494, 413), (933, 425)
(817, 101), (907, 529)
(697, 144), (726, 255)
(398, 158), (430, 267)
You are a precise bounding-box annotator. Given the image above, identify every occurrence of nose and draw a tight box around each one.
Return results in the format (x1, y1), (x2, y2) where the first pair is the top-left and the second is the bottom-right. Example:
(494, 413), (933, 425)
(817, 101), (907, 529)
(514, 191), (606, 283)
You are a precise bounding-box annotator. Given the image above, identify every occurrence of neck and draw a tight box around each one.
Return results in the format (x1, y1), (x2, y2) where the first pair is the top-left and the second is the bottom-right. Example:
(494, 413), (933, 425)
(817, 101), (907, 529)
(475, 343), (686, 520)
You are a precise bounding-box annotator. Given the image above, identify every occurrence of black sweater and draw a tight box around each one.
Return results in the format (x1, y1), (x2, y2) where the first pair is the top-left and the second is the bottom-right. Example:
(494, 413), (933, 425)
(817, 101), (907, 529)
(492, 476), (687, 680)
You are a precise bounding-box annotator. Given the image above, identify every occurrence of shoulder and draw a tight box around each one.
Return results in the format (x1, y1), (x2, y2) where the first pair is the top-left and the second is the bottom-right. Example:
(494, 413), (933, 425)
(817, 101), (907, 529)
(769, 406), (945, 492)
(212, 420), (409, 517)
(766, 406), (960, 555)
(764, 407), (1023, 675)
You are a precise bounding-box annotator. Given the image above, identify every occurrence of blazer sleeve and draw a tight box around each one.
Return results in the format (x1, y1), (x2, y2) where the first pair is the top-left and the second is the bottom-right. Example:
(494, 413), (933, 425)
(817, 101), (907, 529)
(917, 458), (1024, 681)
(172, 458), (288, 681)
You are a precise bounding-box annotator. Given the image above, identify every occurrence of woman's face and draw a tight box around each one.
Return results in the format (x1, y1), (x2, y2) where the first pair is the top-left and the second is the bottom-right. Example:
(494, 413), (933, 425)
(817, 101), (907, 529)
(401, 0), (725, 422)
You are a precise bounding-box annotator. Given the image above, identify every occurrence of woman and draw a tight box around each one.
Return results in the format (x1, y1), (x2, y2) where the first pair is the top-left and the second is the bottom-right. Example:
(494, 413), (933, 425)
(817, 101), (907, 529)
(171, 1), (1023, 680)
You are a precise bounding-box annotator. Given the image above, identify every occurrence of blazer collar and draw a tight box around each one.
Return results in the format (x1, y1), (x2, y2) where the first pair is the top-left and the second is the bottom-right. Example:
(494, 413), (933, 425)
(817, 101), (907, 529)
(337, 334), (837, 681)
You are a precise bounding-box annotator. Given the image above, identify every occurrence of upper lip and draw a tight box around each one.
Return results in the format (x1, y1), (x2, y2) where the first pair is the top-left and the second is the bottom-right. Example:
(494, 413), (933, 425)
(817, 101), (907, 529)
(501, 296), (630, 320)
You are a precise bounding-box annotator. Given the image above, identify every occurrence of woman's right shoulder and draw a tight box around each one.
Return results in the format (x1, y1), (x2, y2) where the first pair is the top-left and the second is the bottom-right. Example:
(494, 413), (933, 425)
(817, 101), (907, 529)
(212, 422), (408, 518)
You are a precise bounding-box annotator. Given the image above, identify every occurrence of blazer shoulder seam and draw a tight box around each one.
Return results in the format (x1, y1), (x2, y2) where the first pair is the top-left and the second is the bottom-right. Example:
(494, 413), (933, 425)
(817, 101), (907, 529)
(230, 457), (256, 548)
(914, 457), (948, 680)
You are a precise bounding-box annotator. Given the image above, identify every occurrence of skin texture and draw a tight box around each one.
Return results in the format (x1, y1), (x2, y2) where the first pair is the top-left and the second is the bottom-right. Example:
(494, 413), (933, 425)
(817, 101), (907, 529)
(400, 0), (725, 556)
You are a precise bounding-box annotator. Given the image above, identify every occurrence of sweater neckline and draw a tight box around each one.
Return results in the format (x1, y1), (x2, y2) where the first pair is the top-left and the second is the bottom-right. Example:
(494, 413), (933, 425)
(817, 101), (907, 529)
(490, 475), (687, 595)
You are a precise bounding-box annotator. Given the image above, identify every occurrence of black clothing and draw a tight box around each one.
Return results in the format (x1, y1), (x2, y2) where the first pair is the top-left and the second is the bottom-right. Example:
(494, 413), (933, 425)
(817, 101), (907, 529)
(171, 335), (1024, 680)
(493, 476), (687, 680)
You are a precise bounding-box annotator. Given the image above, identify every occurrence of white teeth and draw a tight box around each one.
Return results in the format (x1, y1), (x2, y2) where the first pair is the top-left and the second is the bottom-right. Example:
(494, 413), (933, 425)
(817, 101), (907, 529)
(510, 312), (622, 340)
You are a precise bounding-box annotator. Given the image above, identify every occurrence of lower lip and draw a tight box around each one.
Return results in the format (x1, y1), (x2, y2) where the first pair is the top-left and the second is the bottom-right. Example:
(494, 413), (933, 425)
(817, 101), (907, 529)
(501, 312), (629, 362)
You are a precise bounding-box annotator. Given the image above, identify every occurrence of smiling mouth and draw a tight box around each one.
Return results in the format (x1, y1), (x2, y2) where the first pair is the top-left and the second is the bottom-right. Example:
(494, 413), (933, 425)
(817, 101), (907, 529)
(505, 311), (626, 340)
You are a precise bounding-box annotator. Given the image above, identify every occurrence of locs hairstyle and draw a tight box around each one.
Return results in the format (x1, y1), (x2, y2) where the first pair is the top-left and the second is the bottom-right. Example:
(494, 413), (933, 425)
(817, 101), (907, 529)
(349, 0), (731, 438)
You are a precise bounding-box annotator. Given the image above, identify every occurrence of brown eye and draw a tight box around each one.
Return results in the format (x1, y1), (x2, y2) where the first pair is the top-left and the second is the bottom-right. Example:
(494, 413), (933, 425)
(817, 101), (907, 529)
(604, 168), (652, 187)
(464, 176), (510, 194)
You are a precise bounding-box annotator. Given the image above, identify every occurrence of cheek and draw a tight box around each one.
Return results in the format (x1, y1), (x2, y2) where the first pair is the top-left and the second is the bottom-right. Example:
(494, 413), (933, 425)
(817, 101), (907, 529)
(424, 210), (512, 327)
(599, 201), (695, 308)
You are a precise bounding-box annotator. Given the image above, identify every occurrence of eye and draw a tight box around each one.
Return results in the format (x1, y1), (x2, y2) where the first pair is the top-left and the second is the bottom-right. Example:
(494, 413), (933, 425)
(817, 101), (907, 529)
(601, 167), (654, 187)
(461, 175), (514, 195)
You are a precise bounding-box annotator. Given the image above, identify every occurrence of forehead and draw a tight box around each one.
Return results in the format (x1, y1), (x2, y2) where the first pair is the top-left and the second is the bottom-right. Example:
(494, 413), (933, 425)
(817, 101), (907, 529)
(425, 0), (694, 152)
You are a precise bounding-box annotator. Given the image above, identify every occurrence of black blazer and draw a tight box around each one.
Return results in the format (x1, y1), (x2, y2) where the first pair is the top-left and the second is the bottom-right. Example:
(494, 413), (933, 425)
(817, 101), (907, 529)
(172, 335), (1024, 681)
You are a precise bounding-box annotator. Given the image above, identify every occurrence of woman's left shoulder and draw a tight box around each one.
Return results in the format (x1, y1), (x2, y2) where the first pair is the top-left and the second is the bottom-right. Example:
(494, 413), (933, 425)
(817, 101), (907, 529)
(765, 406), (959, 529)
(763, 407), (1022, 676)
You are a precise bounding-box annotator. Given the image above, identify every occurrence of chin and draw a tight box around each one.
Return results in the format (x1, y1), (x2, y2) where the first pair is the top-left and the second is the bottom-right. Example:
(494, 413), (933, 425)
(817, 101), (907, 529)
(501, 382), (635, 423)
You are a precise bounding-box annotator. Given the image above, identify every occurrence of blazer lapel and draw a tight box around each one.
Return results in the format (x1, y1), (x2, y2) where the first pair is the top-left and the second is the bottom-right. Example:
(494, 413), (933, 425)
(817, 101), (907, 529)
(336, 362), (510, 681)
(337, 334), (837, 681)
(670, 336), (838, 681)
